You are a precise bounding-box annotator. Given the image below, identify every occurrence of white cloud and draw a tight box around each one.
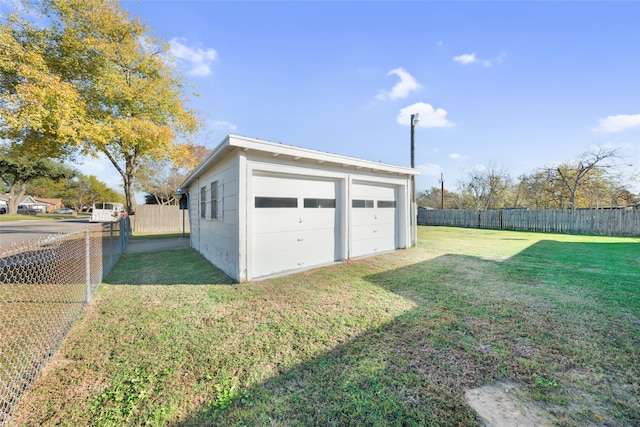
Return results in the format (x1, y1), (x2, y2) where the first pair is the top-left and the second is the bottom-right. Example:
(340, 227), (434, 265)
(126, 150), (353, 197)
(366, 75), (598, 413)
(397, 102), (453, 128)
(376, 67), (422, 101)
(453, 52), (507, 67)
(418, 163), (443, 176)
(453, 53), (476, 65)
(449, 153), (468, 160)
(169, 38), (217, 76)
(212, 120), (238, 132)
(592, 114), (640, 133)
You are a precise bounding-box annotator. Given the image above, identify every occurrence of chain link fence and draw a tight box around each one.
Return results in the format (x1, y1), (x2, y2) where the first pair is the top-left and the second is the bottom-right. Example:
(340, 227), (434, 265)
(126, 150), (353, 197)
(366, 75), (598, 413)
(0, 218), (130, 426)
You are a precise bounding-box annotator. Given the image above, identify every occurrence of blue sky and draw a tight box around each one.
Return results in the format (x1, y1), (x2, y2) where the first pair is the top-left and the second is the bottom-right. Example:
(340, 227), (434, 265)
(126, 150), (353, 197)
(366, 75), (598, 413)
(10, 1), (640, 196)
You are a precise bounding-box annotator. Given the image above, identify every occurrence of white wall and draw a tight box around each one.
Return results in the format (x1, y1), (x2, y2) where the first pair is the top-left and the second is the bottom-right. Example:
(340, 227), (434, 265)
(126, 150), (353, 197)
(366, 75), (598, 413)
(188, 151), (241, 280)
(243, 152), (412, 280)
(187, 147), (414, 282)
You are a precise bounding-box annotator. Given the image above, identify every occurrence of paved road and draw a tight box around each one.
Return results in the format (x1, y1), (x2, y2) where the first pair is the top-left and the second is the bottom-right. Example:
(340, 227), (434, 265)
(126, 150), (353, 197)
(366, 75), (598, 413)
(0, 218), (92, 249)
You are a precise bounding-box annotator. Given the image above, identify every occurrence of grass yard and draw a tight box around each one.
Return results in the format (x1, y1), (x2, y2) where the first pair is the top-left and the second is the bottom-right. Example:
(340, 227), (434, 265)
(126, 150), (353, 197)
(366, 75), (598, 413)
(9, 227), (640, 426)
(0, 213), (90, 222)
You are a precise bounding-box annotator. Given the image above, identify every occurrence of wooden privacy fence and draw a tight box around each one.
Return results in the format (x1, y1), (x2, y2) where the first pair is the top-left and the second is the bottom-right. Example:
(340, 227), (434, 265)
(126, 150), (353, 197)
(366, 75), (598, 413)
(130, 205), (190, 234)
(423, 209), (640, 237)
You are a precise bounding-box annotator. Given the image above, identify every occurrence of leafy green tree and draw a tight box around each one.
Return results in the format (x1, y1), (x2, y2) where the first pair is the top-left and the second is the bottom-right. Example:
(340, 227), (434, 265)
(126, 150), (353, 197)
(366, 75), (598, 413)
(0, 146), (73, 213)
(61, 175), (122, 211)
(27, 173), (122, 211)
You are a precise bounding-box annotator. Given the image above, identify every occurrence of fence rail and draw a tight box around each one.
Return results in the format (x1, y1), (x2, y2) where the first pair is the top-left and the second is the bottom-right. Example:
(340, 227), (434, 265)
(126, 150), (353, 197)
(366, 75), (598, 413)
(0, 218), (130, 426)
(422, 209), (640, 236)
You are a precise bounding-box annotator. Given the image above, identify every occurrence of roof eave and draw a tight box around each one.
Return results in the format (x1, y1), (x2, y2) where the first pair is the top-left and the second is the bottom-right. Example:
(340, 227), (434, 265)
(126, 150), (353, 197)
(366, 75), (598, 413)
(179, 134), (420, 191)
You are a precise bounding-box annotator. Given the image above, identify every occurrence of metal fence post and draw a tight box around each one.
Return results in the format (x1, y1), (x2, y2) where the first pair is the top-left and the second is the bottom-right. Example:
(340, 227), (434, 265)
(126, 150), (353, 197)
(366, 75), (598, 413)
(109, 222), (114, 270)
(120, 218), (125, 253)
(85, 229), (91, 303)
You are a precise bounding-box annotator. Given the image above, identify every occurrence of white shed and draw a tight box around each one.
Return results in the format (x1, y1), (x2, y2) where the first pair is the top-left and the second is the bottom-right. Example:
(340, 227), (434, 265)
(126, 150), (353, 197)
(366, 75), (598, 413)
(179, 134), (419, 282)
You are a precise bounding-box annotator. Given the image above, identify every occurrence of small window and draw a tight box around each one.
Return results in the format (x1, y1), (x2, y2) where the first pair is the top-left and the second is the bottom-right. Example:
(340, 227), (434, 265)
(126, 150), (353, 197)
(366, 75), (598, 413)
(377, 200), (396, 208)
(211, 181), (218, 219)
(200, 186), (207, 218)
(352, 199), (374, 208)
(304, 198), (335, 208)
(255, 197), (298, 208)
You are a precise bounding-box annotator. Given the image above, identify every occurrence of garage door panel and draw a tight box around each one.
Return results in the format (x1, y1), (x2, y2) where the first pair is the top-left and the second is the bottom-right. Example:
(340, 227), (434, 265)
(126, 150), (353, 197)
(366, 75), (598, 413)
(251, 174), (340, 278)
(254, 175), (337, 197)
(253, 208), (336, 233)
(296, 229), (338, 266)
(253, 210), (300, 233)
(352, 182), (395, 199)
(298, 210), (337, 231)
(351, 210), (395, 227)
(252, 230), (305, 253)
(351, 237), (393, 256)
(350, 183), (398, 258)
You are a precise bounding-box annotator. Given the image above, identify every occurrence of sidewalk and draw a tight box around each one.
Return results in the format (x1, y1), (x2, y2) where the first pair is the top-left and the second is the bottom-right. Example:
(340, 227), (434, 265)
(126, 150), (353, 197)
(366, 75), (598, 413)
(125, 237), (190, 253)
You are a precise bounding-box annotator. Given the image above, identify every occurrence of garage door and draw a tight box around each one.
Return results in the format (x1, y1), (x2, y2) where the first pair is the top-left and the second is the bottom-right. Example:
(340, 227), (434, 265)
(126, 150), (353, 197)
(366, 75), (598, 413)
(251, 173), (340, 278)
(350, 182), (398, 258)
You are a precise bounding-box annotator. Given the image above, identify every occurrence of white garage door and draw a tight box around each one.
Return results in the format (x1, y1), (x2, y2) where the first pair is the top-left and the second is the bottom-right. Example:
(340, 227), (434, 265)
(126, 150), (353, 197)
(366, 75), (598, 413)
(350, 182), (398, 258)
(251, 173), (340, 278)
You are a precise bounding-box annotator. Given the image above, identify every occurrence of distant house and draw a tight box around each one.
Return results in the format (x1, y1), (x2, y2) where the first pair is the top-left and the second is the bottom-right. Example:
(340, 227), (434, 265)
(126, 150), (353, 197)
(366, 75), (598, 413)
(15, 196), (46, 213)
(35, 198), (64, 213)
(180, 134), (419, 282)
(0, 195), (62, 213)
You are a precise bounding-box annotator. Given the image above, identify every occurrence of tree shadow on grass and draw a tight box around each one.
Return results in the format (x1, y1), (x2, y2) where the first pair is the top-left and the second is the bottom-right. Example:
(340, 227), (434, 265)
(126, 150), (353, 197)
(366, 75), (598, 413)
(171, 239), (640, 426)
(174, 258), (493, 426)
(170, 257), (531, 425)
(55, 237), (634, 427)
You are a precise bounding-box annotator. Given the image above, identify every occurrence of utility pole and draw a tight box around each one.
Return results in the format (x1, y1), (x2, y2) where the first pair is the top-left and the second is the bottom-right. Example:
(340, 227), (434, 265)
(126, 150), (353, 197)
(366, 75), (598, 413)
(410, 113), (420, 247)
(440, 173), (444, 210)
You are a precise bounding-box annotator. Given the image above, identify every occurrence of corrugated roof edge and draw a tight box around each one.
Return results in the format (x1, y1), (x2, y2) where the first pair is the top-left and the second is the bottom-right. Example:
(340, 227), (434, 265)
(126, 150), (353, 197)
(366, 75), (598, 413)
(179, 134), (419, 190)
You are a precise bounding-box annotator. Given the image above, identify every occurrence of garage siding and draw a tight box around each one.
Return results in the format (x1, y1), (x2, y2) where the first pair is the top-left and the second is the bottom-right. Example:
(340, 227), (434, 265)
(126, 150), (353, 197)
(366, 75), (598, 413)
(190, 153), (240, 280)
(183, 135), (416, 282)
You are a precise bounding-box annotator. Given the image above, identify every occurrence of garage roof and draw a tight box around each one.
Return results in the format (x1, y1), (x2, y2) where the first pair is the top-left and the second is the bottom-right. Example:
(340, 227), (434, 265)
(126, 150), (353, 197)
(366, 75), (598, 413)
(180, 134), (419, 189)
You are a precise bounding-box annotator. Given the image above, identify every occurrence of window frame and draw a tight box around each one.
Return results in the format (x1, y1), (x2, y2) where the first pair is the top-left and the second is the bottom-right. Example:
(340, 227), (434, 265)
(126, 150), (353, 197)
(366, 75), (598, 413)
(255, 197), (298, 208)
(211, 181), (218, 220)
(304, 198), (336, 209)
(352, 199), (374, 208)
(377, 200), (396, 208)
(200, 186), (207, 218)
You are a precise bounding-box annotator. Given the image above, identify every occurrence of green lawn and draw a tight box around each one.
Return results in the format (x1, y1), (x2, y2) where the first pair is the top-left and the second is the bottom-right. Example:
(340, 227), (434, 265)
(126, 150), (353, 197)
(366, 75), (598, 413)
(10, 227), (640, 426)
(0, 213), (90, 222)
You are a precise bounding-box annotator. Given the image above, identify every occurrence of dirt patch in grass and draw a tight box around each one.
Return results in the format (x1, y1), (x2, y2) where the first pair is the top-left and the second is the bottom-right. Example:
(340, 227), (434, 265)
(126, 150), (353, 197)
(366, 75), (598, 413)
(465, 382), (553, 427)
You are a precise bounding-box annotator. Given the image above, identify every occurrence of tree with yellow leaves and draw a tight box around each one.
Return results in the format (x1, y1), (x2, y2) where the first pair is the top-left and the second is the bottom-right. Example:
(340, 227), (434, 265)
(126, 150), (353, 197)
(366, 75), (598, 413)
(0, 14), (85, 158)
(13, 0), (201, 213)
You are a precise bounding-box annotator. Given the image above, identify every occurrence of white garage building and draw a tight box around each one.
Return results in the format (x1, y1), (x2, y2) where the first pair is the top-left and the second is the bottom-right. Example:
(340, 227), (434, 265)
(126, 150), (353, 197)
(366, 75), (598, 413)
(179, 134), (419, 282)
